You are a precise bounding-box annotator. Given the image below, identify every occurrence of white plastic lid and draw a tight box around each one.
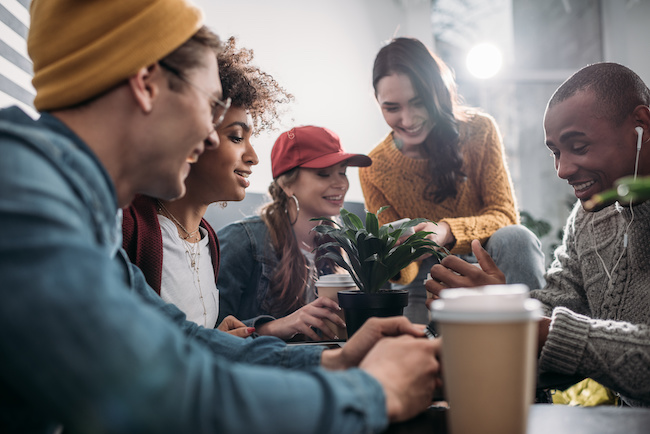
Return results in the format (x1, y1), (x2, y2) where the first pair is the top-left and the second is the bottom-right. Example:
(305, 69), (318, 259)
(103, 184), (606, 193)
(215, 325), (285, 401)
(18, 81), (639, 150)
(314, 273), (356, 287)
(429, 284), (542, 323)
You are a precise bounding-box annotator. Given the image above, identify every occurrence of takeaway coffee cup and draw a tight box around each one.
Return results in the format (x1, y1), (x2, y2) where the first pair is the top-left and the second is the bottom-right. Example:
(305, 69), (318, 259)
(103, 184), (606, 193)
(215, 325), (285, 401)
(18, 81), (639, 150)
(429, 284), (542, 434)
(314, 274), (358, 340)
(383, 218), (415, 237)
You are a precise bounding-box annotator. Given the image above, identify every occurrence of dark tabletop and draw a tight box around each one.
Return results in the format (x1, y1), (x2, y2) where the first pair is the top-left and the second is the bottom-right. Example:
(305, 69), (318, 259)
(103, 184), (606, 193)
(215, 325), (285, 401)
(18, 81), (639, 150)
(384, 404), (650, 434)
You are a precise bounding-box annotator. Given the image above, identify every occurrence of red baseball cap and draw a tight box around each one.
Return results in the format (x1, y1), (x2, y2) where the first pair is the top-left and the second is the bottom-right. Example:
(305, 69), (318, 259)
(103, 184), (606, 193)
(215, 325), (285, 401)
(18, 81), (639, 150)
(271, 126), (372, 178)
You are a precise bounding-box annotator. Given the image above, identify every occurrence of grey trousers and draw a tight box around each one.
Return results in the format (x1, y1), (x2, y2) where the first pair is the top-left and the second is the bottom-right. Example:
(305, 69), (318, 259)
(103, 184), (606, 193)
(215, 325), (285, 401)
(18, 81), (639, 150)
(393, 224), (546, 324)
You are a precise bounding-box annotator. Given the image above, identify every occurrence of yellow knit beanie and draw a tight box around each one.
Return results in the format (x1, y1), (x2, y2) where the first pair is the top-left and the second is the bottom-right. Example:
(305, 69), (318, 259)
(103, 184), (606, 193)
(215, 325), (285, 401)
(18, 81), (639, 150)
(28, 0), (204, 111)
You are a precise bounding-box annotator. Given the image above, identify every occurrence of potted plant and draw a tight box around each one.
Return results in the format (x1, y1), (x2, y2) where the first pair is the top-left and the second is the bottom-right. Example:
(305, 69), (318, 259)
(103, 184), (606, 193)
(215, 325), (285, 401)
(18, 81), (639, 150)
(312, 206), (447, 336)
(585, 175), (650, 210)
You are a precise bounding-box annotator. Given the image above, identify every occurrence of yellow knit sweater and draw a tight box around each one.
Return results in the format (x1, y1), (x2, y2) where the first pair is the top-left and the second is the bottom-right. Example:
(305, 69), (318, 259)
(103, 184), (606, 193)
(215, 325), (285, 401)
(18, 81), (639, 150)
(360, 111), (518, 284)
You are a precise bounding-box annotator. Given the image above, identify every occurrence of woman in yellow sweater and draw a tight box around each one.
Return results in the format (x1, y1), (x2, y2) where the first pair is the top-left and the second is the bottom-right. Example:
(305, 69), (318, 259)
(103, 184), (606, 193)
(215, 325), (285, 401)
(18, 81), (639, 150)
(360, 37), (545, 323)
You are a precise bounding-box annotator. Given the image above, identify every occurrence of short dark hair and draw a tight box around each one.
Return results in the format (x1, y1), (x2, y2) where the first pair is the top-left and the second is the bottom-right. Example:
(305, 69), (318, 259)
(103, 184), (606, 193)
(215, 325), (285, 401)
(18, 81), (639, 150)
(549, 62), (650, 125)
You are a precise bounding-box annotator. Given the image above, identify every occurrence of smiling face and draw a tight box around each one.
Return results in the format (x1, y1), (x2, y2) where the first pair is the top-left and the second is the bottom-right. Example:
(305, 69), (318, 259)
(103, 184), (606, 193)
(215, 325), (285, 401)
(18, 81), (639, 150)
(283, 162), (350, 220)
(143, 48), (222, 201)
(544, 90), (640, 208)
(375, 73), (434, 154)
(184, 106), (258, 203)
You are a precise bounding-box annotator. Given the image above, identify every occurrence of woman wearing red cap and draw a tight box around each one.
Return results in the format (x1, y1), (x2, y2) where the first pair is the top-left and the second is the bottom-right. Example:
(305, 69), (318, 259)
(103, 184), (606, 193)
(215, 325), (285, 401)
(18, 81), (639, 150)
(122, 38), (290, 337)
(361, 37), (546, 323)
(216, 126), (372, 340)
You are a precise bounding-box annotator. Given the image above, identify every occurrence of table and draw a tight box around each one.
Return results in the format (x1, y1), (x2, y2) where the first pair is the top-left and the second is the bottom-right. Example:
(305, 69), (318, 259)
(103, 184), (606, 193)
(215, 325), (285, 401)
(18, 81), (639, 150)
(384, 404), (650, 433)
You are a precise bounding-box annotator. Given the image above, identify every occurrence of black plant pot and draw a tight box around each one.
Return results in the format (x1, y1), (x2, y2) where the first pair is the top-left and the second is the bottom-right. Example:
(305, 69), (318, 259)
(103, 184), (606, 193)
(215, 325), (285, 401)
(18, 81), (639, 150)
(338, 289), (409, 338)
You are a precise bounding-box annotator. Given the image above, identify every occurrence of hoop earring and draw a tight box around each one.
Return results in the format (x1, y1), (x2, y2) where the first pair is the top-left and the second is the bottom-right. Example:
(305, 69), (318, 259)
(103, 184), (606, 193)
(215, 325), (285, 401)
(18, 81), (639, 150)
(286, 194), (299, 225)
(218, 201), (227, 209)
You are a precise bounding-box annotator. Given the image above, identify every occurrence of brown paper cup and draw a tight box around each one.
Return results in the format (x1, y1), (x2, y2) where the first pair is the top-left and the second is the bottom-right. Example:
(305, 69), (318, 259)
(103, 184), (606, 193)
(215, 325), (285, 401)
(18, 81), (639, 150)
(429, 285), (542, 434)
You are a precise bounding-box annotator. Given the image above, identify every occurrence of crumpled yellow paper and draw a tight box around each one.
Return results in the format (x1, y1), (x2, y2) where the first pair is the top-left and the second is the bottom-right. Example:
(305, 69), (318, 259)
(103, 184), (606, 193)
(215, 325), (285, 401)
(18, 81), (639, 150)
(551, 378), (618, 406)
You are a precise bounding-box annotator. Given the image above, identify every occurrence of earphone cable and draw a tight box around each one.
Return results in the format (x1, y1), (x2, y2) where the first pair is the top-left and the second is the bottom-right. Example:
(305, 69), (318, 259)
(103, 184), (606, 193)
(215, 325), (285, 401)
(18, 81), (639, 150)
(591, 133), (641, 283)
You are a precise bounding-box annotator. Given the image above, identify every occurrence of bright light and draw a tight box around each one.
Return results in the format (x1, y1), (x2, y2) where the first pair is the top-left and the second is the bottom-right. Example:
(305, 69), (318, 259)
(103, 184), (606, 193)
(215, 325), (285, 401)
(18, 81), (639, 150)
(466, 43), (503, 79)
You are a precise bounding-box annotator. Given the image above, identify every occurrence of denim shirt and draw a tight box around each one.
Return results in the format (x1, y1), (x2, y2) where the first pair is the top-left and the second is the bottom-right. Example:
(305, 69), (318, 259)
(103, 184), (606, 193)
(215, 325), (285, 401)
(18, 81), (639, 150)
(217, 216), (279, 326)
(0, 107), (387, 434)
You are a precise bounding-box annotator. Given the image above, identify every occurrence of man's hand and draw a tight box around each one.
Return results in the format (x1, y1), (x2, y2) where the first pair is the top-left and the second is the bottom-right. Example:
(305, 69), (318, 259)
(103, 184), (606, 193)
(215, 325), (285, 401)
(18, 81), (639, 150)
(256, 297), (345, 341)
(320, 316), (426, 370)
(217, 315), (255, 338)
(426, 239), (506, 302)
(361, 336), (442, 422)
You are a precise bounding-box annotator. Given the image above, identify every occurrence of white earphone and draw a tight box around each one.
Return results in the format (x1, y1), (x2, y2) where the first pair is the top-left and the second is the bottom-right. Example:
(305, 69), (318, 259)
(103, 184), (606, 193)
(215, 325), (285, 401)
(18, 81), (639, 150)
(593, 126), (643, 279)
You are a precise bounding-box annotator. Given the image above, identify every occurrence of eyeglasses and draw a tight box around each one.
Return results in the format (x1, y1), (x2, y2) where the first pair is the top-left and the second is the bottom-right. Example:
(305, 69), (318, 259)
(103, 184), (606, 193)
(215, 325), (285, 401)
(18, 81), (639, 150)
(158, 60), (231, 129)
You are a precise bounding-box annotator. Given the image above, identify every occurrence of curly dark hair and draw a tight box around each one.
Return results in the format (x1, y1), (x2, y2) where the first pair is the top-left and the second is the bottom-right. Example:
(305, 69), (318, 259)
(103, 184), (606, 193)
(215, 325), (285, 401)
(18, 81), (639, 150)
(217, 37), (293, 134)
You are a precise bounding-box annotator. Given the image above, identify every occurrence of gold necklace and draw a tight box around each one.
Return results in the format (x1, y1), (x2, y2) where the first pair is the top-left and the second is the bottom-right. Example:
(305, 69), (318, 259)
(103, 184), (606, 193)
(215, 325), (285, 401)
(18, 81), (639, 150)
(157, 200), (200, 241)
(157, 200), (210, 326)
(182, 236), (209, 327)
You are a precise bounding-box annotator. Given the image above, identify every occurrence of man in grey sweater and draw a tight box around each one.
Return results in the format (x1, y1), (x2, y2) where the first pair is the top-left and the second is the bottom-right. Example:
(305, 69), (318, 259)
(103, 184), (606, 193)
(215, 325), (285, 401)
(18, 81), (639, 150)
(427, 62), (650, 406)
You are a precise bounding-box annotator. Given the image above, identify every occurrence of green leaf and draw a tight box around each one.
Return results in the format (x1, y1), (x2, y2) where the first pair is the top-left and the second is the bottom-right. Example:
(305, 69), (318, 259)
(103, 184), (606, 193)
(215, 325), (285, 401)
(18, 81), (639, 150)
(310, 216), (341, 227)
(376, 205), (390, 216)
(365, 211), (380, 236)
(400, 217), (434, 229)
(317, 252), (365, 291)
(311, 225), (337, 235)
(341, 208), (364, 230)
(310, 206), (446, 294)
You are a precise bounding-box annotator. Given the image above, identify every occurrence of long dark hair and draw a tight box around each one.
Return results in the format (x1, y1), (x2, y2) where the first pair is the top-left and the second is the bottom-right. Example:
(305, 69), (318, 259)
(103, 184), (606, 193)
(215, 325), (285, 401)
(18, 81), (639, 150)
(373, 37), (466, 203)
(259, 169), (337, 317)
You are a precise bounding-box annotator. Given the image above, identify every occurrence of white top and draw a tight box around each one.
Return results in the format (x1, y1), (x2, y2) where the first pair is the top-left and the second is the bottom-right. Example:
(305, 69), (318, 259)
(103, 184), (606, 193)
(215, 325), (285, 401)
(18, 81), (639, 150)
(158, 215), (219, 328)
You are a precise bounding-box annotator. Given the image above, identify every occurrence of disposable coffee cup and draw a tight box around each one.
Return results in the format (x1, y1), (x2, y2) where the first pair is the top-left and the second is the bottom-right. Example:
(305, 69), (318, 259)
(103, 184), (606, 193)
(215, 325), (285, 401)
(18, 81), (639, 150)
(429, 284), (542, 434)
(425, 273), (434, 302)
(383, 218), (415, 237)
(314, 274), (359, 340)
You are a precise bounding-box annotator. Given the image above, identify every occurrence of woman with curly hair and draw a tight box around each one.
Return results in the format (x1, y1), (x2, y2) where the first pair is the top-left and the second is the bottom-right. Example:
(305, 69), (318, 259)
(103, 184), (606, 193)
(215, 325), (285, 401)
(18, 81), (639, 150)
(121, 37), (295, 337)
(216, 125), (371, 341)
(360, 37), (546, 323)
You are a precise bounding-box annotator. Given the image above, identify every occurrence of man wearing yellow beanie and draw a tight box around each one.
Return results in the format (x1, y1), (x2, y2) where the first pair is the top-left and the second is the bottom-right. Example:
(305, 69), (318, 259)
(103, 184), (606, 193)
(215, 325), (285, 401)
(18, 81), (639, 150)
(0, 1), (442, 433)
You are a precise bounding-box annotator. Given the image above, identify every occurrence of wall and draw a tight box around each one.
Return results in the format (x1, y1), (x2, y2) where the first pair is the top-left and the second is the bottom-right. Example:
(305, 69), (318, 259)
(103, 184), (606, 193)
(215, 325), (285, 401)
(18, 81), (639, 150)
(601, 0), (650, 86)
(509, 0), (604, 257)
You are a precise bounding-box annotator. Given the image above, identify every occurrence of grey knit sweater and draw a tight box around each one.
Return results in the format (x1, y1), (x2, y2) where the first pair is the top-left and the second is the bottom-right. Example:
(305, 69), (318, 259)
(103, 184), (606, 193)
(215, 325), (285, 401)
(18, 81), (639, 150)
(531, 199), (650, 406)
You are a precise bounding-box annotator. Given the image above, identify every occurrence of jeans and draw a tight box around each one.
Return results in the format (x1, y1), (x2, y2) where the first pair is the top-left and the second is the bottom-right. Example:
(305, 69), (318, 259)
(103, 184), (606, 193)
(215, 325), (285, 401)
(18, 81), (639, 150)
(394, 224), (546, 324)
